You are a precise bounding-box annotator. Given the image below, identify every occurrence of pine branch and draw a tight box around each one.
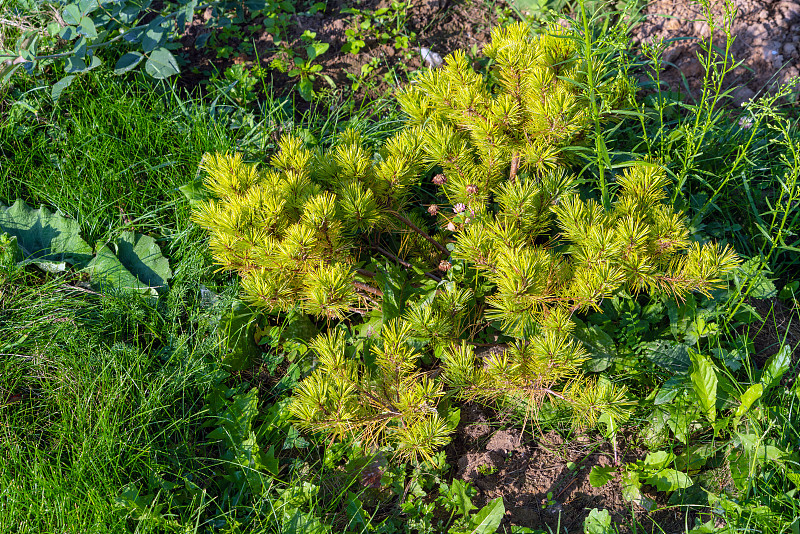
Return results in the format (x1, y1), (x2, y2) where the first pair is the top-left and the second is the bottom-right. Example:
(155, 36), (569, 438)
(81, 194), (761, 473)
(387, 210), (450, 255)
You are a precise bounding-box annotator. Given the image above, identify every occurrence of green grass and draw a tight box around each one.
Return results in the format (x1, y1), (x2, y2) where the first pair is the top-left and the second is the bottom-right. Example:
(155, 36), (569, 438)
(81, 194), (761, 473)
(0, 71), (229, 533)
(0, 272), (215, 532)
(0, 72), (236, 243)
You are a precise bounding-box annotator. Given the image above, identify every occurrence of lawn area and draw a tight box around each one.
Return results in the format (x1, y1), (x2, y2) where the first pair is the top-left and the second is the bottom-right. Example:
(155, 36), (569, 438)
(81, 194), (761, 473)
(1, 0), (799, 533)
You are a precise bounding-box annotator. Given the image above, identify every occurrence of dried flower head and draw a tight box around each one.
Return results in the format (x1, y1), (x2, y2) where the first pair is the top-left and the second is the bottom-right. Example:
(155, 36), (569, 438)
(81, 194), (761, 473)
(466, 184), (478, 195)
(432, 174), (447, 185)
(438, 260), (452, 272)
(428, 204), (439, 216)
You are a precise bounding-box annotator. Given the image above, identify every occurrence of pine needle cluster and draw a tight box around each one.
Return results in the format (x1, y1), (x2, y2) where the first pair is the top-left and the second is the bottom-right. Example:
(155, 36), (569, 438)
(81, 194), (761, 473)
(191, 22), (741, 462)
(288, 321), (452, 463)
(190, 130), (430, 319)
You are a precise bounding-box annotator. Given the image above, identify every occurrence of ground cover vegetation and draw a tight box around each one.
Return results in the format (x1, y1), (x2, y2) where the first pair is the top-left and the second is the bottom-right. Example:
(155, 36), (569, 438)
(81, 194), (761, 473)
(1, 0), (800, 532)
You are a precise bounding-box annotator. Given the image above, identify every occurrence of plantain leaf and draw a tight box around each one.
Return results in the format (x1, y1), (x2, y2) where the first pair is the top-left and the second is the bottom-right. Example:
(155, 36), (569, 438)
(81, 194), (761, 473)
(467, 497), (504, 534)
(0, 199), (93, 270)
(734, 383), (763, 423)
(760, 345), (791, 391)
(690, 351), (717, 422)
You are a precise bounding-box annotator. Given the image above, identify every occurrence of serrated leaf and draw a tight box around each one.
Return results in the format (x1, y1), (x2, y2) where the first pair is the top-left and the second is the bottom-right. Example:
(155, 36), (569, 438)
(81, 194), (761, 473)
(448, 479), (476, 516)
(114, 52), (144, 74)
(0, 199), (93, 268)
(690, 351), (717, 422)
(736, 258), (776, 299)
(145, 48), (179, 79)
(584, 508), (612, 534)
(589, 465), (615, 487)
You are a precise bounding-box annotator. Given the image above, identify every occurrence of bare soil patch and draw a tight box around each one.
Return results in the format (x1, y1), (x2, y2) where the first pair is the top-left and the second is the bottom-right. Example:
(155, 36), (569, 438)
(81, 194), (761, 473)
(446, 404), (691, 533)
(176, 0), (504, 101)
(629, 0), (800, 105)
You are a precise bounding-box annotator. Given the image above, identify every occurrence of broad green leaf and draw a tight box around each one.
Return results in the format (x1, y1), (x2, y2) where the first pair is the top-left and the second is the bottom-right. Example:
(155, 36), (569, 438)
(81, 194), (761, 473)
(643, 450), (674, 470)
(572, 318), (615, 372)
(207, 387), (260, 444)
(0, 199), (93, 268)
(281, 309), (319, 342)
(115, 231), (172, 290)
(654, 376), (683, 405)
(85, 231), (172, 295)
(588, 465), (615, 487)
(584, 508), (612, 534)
(145, 48), (179, 79)
(51, 75), (76, 103)
(620, 469), (647, 508)
(65, 57), (87, 73)
(178, 178), (210, 205)
(175, 0), (197, 32)
(114, 52), (144, 74)
(734, 383), (763, 422)
(760, 345), (791, 391)
(86, 55), (102, 71)
(62, 4), (82, 25)
(641, 340), (691, 374)
(297, 77), (314, 101)
(345, 491), (369, 530)
(78, 0), (99, 13)
(78, 16), (97, 38)
(142, 18), (166, 52)
(690, 351), (717, 422)
(306, 41), (329, 60)
(467, 497), (504, 534)
(647, 468), (692, 492)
